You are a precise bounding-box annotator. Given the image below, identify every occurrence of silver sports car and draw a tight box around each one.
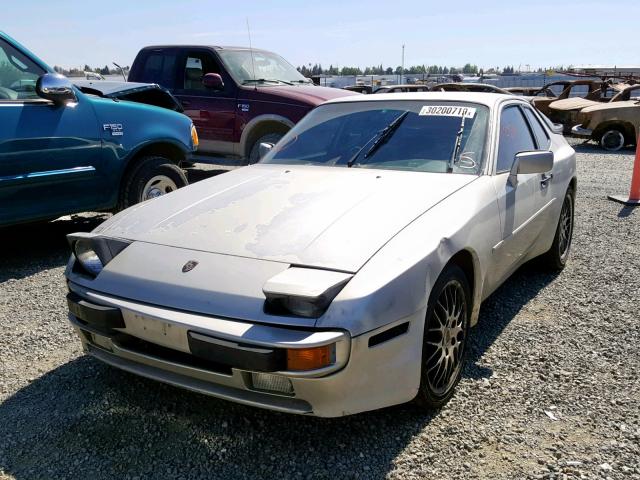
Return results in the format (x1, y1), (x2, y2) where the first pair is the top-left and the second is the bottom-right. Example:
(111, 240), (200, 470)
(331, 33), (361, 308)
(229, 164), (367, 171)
(65, 92), (576, 417)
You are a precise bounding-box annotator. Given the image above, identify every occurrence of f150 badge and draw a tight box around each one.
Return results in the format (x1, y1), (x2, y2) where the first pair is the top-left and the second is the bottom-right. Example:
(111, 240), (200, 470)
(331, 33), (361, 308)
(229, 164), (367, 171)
(103, 123), (123, 136)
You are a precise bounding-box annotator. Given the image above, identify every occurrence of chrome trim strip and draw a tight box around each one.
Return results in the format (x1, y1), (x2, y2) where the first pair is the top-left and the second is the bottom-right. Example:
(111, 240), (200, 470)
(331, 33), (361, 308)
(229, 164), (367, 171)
(0, 165), (95, 182)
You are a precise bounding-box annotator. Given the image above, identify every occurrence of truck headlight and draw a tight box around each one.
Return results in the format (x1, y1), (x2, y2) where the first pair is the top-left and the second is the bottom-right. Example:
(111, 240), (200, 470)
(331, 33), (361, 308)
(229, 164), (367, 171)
(67, 233), (132, 278)
(263, 268), (352, 318)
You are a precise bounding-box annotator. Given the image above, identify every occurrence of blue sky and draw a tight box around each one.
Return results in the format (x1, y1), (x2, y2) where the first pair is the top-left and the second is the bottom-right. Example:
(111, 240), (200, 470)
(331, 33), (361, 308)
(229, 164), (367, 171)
(4, 0), (639, 70)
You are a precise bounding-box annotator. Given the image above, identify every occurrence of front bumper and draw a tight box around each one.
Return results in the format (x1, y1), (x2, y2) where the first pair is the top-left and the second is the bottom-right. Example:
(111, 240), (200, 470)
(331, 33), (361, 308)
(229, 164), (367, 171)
(571, 124), (593, 137)
(67, 282), (424, 417)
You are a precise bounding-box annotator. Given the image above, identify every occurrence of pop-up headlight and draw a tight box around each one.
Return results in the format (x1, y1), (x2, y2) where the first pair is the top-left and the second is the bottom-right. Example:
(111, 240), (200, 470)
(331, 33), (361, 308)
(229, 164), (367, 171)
(67, 232), (131, 278)
(263, 267), (352, 318)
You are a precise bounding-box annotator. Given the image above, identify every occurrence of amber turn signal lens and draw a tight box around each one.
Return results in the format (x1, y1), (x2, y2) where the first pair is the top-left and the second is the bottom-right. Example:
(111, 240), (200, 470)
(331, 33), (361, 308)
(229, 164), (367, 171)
(191, 125), (199, 149)
(286, 345), (332, 371)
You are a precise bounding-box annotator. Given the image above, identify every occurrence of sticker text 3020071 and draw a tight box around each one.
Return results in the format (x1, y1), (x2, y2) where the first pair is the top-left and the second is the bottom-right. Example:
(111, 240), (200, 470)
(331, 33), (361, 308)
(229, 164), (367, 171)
(419, 106), (476, 118)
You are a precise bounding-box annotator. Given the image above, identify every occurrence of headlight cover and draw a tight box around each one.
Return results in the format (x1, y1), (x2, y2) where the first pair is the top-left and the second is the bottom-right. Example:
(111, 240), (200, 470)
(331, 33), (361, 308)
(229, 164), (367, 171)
(67, 232), (131, 278)
(263, 267), (352, 318)
(73, 239), (103, 276)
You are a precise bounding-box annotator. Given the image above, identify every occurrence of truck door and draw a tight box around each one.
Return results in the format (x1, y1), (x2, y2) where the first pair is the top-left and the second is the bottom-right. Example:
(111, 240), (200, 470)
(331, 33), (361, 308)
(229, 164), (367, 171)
(0, 37), (102, 226)
(172, 49), (237, 156)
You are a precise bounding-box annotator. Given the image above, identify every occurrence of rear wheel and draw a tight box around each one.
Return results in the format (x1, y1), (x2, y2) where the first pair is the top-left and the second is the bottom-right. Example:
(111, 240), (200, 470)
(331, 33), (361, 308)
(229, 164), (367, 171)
(540, 188), (574, 270)
(599, 128), (626, 151)
(119, 156), (188, 210)
(415, 264), (471, 409)
(248, 133), (285, 164)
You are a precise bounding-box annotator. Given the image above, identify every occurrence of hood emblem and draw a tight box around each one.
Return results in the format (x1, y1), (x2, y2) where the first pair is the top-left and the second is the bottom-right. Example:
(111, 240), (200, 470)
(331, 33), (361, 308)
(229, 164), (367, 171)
(181, 260), (199, 273)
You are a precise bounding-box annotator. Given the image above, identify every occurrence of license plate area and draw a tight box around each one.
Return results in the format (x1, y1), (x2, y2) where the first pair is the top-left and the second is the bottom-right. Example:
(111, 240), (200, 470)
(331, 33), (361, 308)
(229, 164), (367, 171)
(121, 310), (190, 353)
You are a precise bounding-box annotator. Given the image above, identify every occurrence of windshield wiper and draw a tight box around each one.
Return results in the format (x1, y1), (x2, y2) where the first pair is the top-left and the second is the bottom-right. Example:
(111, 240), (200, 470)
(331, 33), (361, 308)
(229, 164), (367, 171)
(347, 110), (410, 168)
(242, 78), (294, 86)
(447, 115), (467, 173)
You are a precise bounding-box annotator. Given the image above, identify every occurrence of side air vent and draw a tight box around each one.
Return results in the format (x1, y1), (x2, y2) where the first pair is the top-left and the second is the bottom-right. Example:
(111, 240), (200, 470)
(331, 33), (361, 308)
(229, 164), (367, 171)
(368, 322), (410, 348)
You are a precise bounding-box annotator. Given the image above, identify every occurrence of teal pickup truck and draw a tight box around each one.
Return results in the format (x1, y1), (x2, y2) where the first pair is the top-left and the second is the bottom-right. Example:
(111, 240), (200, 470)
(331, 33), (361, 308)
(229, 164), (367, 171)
(0, 32), (198, 227)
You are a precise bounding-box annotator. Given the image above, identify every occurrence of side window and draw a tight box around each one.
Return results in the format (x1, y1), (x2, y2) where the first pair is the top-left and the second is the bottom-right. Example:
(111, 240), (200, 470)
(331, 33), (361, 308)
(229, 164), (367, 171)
(182, 52), (222, 92)
(522, 107), (550, 149)
(0, 39), (44, 101)
(496, 106), (536, 173)
(139, 52), (176, 88)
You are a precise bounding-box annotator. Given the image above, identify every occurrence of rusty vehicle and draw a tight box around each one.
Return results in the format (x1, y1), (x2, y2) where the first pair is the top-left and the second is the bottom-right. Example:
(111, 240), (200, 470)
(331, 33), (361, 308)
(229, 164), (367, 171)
(549, 83), (639, 134)
(431, 82), (512, 94)
(505, 86), (556, 98)
(543, 80), (612, 130)
(531, 80), (601, 118)
(343, 85), (374, 94)
(571, 98), (640, 151)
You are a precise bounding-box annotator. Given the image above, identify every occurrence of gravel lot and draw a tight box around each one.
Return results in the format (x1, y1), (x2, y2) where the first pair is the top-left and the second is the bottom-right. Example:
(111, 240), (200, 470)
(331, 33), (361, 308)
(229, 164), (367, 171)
(1, 141), (638, 479)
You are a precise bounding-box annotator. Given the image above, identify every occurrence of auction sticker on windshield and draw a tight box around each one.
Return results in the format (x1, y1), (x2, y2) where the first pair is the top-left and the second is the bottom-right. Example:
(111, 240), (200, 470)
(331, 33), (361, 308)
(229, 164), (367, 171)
(419, 106), (476, 118)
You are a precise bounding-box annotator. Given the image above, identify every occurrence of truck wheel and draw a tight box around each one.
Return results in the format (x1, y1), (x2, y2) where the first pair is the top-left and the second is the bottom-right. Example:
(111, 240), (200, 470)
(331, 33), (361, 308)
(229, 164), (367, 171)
(248, 133), (284, 164)
(599, 128), (625, 151)
(119, 156), (188, 210)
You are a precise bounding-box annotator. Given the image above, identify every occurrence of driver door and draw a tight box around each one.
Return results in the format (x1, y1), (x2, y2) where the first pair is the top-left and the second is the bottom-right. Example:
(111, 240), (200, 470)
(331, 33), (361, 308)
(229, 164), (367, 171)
(490, 104), (547, 285)
(0, 37), (102, 225)
(172, 49), (237, 155)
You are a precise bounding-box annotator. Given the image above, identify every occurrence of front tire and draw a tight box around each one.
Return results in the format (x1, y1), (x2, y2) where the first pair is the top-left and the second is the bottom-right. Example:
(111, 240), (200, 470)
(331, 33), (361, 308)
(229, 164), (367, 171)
(540, 187), (574, 270)
(415, 264), (471, 409)
(119, 156), (188, 210)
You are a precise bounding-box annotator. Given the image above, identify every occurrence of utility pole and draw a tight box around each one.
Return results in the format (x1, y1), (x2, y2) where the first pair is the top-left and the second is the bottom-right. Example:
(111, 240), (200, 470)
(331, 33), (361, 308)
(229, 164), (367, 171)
(401, 44), (405, 85)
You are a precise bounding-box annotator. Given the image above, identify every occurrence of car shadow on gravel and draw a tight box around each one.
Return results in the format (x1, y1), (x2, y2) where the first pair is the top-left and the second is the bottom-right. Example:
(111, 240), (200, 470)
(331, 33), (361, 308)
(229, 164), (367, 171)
(464, 261), (559, 380)
(0, 356), (434, 479)
(0, 214), (110, 283)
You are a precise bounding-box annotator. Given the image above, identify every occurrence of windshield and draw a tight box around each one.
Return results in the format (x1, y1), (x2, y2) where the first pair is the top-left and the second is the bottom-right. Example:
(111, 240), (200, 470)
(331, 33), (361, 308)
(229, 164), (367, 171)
(261, 101), (490, 174)
(217, 49), (310, 85)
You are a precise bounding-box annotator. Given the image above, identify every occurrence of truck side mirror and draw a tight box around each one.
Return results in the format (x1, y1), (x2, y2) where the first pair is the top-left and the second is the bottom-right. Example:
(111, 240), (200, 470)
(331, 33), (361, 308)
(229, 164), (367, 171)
(203, 73), (224, 90)
(36, 73), (77, 105)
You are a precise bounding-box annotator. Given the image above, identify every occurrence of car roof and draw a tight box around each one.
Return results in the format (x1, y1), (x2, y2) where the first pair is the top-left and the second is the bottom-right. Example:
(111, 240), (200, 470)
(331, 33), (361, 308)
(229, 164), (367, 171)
(324, 91), (519, 108)
(140, 45), (273, 54)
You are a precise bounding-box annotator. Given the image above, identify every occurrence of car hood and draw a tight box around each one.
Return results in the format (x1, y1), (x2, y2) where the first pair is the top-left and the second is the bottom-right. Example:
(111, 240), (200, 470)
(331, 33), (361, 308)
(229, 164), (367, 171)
(256, 84), (358, 106)
(96, 164), (476, 272)
(581, 100), (639, 113)
(549, 97), (600, 111)
(73, 80), (161, 97)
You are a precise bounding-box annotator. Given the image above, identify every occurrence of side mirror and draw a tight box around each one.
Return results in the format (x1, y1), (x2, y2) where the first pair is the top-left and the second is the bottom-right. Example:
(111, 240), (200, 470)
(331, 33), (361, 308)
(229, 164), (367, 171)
(202, 73), (224, 90)
(258, 142), (274, 159)
(36, 73), (77, 105)
(513, 151), (554, 174)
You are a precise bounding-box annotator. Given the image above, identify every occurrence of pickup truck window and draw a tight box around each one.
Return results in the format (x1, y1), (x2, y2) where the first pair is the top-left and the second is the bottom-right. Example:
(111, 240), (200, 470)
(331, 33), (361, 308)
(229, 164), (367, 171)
(0, 38), (44, 101)
(138, 51), (177, 88)
(183, 53), (222, 91)
(217, 49), (309, 85)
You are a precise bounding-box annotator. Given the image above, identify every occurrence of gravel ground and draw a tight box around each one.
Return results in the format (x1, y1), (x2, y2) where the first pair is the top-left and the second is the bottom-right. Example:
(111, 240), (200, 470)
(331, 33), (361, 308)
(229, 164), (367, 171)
(1, 141), (638, 480)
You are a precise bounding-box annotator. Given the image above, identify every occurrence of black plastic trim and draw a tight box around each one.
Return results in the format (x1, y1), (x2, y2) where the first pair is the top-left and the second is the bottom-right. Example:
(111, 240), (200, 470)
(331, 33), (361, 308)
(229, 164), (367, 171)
(66, 291), (125, 330)
(368, 322), (410, 348)
(188, 331), (287, 372)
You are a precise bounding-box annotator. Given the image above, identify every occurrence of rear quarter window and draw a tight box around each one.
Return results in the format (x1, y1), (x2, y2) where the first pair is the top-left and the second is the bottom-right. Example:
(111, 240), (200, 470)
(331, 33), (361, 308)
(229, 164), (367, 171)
(135, 51), (176, 89)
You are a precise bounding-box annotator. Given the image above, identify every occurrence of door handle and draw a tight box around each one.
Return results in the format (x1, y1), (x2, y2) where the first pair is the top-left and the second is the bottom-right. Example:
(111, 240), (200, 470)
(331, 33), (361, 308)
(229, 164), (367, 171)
(181, 100), (191, 107)
(540, 173), (553, 188)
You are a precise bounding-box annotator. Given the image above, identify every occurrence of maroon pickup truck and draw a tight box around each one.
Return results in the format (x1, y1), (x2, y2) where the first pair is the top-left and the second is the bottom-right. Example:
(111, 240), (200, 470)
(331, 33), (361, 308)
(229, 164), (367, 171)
(129, 45), (356, 163)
